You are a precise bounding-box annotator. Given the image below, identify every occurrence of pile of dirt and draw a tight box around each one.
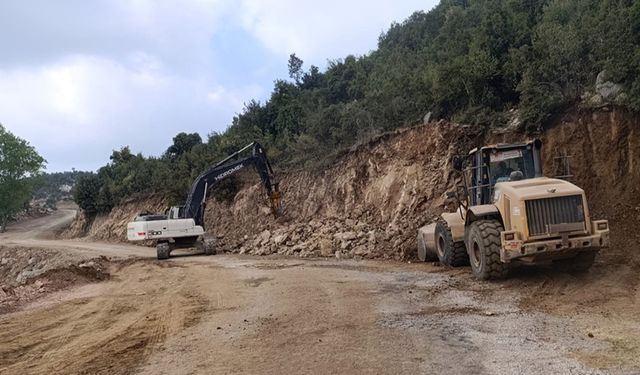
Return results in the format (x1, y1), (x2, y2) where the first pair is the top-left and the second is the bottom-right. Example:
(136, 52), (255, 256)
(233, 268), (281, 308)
(0, 246), (111, 313)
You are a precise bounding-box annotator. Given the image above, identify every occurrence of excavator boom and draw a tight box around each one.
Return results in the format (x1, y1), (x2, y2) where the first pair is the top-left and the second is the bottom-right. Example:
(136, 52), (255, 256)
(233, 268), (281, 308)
(182, 142), (281, 228)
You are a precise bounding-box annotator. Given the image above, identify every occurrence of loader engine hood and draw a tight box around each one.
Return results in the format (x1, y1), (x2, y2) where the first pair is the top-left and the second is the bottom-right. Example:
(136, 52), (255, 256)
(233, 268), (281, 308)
(494, 177), (584, 202)
(494, 177), (591, 240)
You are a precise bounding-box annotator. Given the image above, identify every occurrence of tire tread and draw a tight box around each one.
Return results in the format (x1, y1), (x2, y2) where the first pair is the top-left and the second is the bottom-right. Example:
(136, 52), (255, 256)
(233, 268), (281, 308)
(468, 219), (509, 280)
(436, 219), (469, 267)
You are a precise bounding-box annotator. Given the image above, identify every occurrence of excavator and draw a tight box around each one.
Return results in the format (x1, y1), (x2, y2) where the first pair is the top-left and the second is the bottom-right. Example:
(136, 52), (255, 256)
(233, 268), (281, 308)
(127, 142), (282, 260)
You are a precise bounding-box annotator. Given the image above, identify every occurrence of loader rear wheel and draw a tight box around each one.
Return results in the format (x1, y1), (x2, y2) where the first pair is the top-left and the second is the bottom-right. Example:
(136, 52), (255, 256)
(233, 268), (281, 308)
(157, 242), (170, 260)
(435, 219), (468, 267)
(467, 220), (509, 280)
(417, 232), (438, 262)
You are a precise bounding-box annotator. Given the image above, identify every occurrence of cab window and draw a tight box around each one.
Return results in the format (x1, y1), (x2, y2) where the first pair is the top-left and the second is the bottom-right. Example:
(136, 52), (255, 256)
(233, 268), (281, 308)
(489, 149), (535, 184)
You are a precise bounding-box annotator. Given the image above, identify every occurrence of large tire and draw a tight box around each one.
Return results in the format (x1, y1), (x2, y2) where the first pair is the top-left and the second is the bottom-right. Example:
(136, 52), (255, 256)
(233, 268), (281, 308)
(555, 251), (597, 274)
(467, 220), (509, 280)
(435, 219), (468, 267)
(157, 242), (170, 260)
(417, 232), (438, 262)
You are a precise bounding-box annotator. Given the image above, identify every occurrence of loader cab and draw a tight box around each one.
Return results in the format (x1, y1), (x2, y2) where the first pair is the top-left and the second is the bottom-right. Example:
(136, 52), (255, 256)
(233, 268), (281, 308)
(464, 139), (543, 206)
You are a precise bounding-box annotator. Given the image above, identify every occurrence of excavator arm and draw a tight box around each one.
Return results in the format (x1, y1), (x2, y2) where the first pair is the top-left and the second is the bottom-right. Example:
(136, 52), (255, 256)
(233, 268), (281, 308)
(181, 142), (281, 228)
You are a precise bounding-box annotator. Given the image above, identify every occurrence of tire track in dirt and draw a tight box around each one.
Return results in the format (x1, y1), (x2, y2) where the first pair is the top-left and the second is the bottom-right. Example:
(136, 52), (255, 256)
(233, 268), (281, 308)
(0, 262), (209, 375)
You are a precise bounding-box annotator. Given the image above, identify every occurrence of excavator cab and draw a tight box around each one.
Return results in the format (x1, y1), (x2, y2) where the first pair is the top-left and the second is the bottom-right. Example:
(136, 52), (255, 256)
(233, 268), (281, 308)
(165, 206), (185, 220)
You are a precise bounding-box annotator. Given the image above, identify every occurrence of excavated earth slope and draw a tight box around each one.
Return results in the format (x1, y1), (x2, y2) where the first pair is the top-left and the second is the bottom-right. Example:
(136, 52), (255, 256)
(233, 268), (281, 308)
(69, 108), (640, 264)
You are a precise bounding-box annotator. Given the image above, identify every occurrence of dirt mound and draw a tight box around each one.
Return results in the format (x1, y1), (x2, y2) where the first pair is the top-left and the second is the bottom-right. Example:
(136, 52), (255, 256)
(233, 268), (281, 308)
(0, 246), (111, 313)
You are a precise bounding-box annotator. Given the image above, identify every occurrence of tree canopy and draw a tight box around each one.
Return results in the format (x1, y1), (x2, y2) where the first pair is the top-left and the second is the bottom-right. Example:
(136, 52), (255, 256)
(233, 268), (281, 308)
(0, 124), (46, 231)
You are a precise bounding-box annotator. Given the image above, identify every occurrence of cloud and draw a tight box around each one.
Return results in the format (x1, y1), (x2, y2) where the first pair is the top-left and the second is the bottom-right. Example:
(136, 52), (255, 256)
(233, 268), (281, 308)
(0, 54), (260, 171)
(238, 0), (436, 65)
(0, 0), (438, 171)
(0, 0), (230, 73)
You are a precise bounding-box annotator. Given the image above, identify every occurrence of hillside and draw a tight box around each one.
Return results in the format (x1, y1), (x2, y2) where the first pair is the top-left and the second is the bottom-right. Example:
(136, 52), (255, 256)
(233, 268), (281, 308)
(33, 171), (92, 207)
(66, 108), (640, 263)
(72, 0), (640, 214)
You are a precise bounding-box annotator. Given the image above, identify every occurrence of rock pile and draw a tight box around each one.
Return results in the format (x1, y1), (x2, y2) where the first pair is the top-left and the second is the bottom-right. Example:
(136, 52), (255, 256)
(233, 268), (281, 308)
(222, 217), (402, 259)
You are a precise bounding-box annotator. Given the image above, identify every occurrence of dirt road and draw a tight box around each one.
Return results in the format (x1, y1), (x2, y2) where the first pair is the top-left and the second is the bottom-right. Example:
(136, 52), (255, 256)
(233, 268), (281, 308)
(1, 212), (639, 374)
(0, 207), (150, 258)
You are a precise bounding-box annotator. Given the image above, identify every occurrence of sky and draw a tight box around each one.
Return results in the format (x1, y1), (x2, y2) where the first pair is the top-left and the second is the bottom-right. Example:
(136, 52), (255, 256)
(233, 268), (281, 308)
(0, 0), (438, 172)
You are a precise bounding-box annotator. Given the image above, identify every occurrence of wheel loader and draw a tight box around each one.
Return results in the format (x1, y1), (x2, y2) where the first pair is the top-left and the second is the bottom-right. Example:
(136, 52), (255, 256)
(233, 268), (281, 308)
(127, 142), (282, 260)
(417, 139), (609, 280)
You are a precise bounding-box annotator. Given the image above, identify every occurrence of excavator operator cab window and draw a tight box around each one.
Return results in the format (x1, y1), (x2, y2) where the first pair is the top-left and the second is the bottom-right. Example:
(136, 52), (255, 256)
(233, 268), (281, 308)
(167, 206), (185, 220)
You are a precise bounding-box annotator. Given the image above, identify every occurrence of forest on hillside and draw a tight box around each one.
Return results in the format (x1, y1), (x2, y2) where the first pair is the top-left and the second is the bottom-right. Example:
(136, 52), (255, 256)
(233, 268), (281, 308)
(34, 171), (94, 207)
(75, 0), (640, 214)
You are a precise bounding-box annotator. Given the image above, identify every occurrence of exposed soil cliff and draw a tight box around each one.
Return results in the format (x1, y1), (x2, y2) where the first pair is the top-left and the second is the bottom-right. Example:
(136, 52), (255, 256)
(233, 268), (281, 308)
(61, 196), (166, 241)
(68, 108), (640, 262)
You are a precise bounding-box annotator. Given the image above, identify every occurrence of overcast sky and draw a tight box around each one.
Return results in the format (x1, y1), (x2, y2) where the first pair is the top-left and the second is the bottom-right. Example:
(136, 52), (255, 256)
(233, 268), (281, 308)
(0, 0), (438, 172)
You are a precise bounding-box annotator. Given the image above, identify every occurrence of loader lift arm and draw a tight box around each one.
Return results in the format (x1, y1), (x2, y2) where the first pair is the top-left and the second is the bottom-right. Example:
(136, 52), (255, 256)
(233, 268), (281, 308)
(182, 142), (281, 229)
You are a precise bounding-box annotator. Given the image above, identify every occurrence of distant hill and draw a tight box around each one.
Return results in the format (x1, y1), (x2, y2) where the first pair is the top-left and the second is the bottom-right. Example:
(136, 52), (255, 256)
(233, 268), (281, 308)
(34, 171), (93, 208)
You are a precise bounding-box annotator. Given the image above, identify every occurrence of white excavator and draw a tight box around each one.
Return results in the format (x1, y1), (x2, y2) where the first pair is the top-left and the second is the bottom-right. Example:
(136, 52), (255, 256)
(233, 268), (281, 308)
(127, 142), (282, 260)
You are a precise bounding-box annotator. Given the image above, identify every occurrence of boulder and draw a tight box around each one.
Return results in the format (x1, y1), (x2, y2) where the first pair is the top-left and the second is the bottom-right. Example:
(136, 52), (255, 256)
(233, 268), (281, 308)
(353, 246), (368, 256)
(319, 239), (334, 257)
(334, 231), (357, 241)
(273, 233), (289, 245)
(258, 230), (271, 245)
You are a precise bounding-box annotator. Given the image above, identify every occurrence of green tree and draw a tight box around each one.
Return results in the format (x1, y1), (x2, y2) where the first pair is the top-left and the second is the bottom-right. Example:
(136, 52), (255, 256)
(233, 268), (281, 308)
(166, 132), (203, 159)
(0, 124), (46, 231)
(75, 0), (640, 214)
(288, 53), (304, 84)
(73, 174), (102, 214)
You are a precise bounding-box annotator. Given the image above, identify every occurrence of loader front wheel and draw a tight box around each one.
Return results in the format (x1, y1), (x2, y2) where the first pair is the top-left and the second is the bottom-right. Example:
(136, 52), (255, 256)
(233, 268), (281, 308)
(157, 242), (170, 260)
(435, 219), (468, 267)
(467, 220), (509, 280)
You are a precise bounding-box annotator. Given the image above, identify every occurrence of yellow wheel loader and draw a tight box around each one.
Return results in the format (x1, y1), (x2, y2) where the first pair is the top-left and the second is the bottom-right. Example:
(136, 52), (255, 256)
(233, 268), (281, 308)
(417, 140), (609, 280)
